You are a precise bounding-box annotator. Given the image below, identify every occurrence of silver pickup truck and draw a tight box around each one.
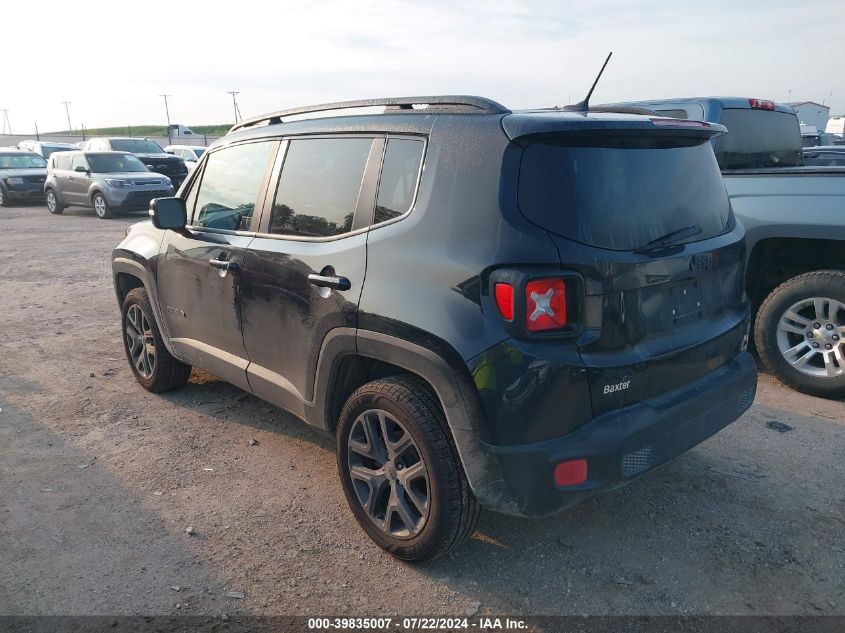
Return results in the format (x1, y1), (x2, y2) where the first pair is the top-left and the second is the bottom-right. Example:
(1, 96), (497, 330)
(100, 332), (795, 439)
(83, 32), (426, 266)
(614, 97), (845, 399)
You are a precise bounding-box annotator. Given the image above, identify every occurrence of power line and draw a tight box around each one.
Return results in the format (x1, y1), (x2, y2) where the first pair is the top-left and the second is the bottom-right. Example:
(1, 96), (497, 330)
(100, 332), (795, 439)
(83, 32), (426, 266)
(226, 90), (240, 125)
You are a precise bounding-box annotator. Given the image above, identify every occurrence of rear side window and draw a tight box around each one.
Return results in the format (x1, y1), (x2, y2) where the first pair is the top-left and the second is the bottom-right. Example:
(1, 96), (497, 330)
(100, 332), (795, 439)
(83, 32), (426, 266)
(71, 155), (88, 171)
(193, 141), (274, 232)
(269, 138), (373, 238)
(375, 138), (424, 224)
(715, 109), (802, 169)
(519, 138), (733, 251)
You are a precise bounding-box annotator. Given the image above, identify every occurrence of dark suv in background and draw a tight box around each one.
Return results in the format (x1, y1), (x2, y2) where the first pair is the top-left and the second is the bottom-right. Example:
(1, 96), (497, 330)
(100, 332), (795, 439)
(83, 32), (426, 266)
(112, 96), (757, 561)
(0, 149), (47, 206)
(84, 137), (188, 188)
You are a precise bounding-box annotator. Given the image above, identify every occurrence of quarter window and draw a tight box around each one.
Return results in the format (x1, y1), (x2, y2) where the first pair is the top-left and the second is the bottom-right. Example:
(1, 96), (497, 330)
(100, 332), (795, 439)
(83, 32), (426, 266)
(192, 141), (274, 232)
(269, 138), (373, 238)
(375, 138), (424, 224)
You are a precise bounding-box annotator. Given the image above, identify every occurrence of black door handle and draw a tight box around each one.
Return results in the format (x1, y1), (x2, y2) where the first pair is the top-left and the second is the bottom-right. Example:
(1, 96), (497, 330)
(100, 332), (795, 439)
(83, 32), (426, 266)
(308, 273), (351, 291)
(209, 258), (240, 273)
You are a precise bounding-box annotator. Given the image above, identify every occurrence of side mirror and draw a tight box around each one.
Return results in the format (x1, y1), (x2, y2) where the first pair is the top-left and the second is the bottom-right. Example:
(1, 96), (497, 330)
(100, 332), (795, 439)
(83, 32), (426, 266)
(73, 165), (89, 173)
(149, 197), (187, 230)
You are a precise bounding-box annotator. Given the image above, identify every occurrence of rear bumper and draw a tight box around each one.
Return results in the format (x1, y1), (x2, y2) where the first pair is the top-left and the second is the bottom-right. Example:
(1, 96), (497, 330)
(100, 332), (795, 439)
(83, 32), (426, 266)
(469, 351), (757, 517)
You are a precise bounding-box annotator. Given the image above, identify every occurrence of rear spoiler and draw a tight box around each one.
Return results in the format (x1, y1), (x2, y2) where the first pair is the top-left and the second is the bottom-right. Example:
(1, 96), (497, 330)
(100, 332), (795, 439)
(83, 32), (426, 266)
(502, 112), (727, 143)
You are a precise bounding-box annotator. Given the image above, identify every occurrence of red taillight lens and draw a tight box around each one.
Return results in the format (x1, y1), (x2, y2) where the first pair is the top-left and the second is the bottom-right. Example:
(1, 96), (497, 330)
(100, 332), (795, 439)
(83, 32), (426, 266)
(554, 459), (588, 486)
(749, 98), (775, 110)
(525, 278), (567, 331)
(494, 283), (514, 322)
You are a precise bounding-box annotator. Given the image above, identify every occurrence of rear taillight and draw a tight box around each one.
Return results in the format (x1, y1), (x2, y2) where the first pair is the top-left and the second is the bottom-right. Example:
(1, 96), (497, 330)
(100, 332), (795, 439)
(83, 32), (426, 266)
(494, 283), (514, 322)
(525, 278), (567, 331)
(749, 98), (775, 110)
(490, 270), (578, 338)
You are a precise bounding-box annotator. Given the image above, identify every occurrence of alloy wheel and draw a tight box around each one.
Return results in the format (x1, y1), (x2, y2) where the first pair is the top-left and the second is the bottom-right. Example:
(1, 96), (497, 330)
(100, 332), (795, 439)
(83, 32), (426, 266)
(776, 296), (845, 378)
(94, 195), (106, 217)
(46, 191), (56, 212)
(125, 304), (156, 379)
(347, 409), (430, 539)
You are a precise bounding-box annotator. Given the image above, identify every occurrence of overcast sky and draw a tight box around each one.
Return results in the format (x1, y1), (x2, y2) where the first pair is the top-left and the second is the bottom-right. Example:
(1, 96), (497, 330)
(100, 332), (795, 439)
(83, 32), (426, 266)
(2, 0), (843, 133)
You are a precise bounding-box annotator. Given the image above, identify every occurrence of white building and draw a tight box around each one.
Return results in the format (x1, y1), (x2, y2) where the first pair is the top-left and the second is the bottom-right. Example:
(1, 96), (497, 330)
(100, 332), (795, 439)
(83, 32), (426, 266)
(787, 101), (830, 131)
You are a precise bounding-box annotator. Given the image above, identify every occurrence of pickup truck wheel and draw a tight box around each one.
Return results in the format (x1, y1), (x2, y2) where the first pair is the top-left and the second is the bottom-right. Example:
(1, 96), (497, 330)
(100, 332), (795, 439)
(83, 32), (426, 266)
(336, 375), (479, 562)
(121, 287), (191, 392)
(92, 192), (113, 219)
(755, 270), (845, 399)
(0, 185), (9, 207)
(46, 189), (64, 214)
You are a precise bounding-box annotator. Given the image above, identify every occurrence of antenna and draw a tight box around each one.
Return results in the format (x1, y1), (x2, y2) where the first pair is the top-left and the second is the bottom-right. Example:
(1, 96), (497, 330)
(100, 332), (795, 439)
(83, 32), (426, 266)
(564, 52), (613, 113)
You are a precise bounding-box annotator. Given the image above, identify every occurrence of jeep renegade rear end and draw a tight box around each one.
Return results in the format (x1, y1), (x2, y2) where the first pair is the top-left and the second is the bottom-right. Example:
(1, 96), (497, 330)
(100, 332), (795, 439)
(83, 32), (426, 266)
(112, 96), (756, 561)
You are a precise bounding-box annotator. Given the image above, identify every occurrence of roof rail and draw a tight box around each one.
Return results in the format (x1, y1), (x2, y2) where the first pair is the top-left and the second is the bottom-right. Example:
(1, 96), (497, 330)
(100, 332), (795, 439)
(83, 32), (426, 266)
(229, 95), (510, 133)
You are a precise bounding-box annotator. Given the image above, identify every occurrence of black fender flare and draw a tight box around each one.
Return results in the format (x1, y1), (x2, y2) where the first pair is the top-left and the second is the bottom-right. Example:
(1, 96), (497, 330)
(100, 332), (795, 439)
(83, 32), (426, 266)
(111, 256), (178, 357)
(308, 328), (523, 515)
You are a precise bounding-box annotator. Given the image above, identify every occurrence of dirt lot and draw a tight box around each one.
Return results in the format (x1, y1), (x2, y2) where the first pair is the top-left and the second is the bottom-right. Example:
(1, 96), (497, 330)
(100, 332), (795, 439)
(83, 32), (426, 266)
(1, 203), (844, 618)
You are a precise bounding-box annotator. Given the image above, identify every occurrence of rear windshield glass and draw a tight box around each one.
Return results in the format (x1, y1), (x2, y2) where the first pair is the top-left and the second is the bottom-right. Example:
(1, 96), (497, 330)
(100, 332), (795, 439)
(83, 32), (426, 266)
(519, 138), (733, 251)
(87, 154), (149, 173)
(0, 153), (47, 169)
(714, 109), (802, 169)
(42, 146), (74, 158)
(110, 139), (165, 154)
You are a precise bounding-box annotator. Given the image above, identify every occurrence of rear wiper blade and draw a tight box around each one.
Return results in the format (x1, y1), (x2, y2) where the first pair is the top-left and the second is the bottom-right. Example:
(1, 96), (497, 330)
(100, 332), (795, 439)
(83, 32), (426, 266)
(634, 225), (702, 253)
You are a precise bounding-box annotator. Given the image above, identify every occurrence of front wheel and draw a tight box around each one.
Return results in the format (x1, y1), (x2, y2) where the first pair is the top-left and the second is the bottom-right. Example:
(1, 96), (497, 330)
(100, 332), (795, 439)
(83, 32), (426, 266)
(0, 186), (9, 207)
(46, 189), (64, 214)
(336, 375), (479, 562)
(92, 192), (113, 219)
(755, 270), (845, 399)
(121, 287), (191, 392)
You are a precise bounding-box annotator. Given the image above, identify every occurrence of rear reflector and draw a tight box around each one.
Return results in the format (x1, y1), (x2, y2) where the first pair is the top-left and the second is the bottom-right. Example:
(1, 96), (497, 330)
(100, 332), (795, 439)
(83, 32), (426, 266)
(749, 98), (775, 110)
(554, 459), (588, 486)
(525, 278), (567, 331)
(494, 283), (514, 321)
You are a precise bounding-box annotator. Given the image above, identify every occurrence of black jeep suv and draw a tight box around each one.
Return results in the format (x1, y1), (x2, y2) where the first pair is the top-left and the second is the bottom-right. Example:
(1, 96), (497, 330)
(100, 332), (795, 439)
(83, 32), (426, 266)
(112, 96), (757, 561)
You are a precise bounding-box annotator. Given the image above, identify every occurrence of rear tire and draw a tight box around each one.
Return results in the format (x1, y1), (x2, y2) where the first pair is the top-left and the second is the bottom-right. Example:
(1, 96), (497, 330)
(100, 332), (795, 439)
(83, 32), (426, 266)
(0, 186), (10, 207)
(92, 192), (113, 219)
(46, 189), (64, 214)
(754, 270), (845, 399)
(336, 375), (480, 562)
(121, 287), (191, 392)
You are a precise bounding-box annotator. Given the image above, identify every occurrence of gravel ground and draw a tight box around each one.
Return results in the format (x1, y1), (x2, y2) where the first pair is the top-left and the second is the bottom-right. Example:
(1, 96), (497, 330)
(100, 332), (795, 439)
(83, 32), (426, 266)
(1, 204), (843, 618)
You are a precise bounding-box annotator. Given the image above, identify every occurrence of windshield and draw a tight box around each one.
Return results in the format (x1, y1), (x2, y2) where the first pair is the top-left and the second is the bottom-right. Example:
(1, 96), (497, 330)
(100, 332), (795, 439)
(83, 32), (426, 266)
(87, 154), (149, 173)
(43, 146), (74, 159)
(519, 137), (733, 251)
(715, 109), (802, 169)
(0, 153), (47, 169)
(109, 139), (165, 154)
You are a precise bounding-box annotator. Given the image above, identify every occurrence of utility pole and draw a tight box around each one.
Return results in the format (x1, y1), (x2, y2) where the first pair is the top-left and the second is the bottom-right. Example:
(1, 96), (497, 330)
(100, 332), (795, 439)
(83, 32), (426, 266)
(226, 90), (240, 125)
(160, 93), (172, 144)
(61, 101), (73, 134)
(1, 109), (10, 135)
(35, 121), (40, 141)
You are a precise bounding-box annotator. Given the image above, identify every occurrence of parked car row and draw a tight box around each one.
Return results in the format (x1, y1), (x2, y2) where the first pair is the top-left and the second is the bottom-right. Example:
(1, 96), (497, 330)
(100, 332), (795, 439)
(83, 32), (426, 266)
(2, 136), (207, 214)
